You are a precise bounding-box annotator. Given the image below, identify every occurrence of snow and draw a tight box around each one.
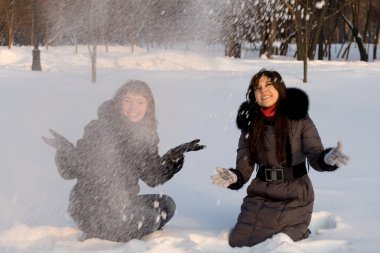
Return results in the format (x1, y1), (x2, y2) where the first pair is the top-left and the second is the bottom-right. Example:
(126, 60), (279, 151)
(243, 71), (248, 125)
(0, 45), (379, 253)
(315, 1), (326, 9)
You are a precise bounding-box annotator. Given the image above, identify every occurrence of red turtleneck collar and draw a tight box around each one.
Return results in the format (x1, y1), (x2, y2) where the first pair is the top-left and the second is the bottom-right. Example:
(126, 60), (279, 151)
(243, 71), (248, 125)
(260, 105), (276, 119)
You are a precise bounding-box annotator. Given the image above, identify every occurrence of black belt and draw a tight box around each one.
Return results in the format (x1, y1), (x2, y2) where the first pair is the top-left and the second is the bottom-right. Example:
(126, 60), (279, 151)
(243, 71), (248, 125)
(256, 162), (307, 182)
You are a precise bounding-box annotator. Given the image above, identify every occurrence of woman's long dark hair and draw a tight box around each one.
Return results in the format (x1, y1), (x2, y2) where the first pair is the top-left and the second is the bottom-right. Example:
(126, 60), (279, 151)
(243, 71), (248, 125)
(247, 69), (289, 165)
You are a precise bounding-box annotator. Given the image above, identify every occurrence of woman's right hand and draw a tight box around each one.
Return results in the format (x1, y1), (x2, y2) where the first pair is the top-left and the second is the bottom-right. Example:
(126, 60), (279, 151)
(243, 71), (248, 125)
(42, 129), (74, 151)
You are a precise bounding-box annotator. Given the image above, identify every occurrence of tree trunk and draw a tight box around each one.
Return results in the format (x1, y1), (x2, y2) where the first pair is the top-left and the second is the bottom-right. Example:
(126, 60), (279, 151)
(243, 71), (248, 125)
(266, 19), (278, 58)
(373, 17), (380, 61)
(224, 12), (241, 58)
(303, 21), (309, 83)
(7, 4), (14, 49)
(224, 26), (241, 58)
(352, 27), (369, 61)
(91, 44), (97, 83)
(6, 0), (15, 49)
(130, 30), (135, 53)
(343, 40), (352, 60)
(8, 26), (14, 49)
(309, 4), (327, 60)
(302, 0), (313, 83)
(32, 46), (42, 71)
(225, 37), (241, 58)
(317, 29), (324, 60)
(303, 56), (308, 83)
(327, 41), (332, 61)
(336, 41), (345, 58)
(280, 32), (296, 56)
(260, 21), (269, 57)
(287, 2), (303, 61)
(88, 42), (97, 83)
(260, 20), (278, 58)
(31, 0), (42, 71)
(280, 40), (289, 56)
(340, 11), (368, 61)
(295, 34), (304, 61)
(105, 38), (109, 53)
(363, 0), (373, 44)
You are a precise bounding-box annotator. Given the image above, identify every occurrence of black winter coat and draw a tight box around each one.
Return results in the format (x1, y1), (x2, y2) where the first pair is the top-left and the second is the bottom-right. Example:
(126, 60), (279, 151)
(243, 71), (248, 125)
(55, 100), (181, 236)
(228, 88), (336, 247)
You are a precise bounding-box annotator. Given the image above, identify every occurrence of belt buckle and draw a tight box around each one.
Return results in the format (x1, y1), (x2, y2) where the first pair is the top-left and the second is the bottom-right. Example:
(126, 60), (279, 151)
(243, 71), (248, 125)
(264, 169), (284, 181)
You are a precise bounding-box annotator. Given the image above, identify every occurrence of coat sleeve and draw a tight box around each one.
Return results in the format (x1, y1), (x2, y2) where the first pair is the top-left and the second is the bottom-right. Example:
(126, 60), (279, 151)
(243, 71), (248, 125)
(55, 145), (80, 180)
(228, 132), (256, 190)
(138, 148), (184, 187)
(54, 121), (97, 179)
(301, 115), (337, 171)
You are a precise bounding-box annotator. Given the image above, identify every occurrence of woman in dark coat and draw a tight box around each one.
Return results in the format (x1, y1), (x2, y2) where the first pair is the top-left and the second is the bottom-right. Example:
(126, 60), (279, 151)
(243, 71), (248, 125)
(211, 69), (349, 247)
(43, 80), (205, 242)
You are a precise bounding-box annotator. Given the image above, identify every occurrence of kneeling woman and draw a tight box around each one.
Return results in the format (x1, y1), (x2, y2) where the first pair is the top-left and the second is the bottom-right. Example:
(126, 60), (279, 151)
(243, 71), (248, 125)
(43, 80), (205, 242)
(212, 69), (349, 247)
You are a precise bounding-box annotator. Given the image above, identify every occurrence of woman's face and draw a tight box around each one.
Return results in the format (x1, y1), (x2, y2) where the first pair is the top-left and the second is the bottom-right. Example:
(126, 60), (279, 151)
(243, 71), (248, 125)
(121, 92), (148, 122)
(254, 75), (279, 108)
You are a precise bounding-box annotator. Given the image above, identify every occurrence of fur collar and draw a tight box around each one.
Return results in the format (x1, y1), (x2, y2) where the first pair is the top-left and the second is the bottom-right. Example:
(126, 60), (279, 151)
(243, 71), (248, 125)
(236, 88), (309, 132)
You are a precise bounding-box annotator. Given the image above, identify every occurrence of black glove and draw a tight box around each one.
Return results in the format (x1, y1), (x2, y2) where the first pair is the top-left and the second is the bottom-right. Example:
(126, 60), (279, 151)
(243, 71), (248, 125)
(165, 139), (205, 170)
(42, 129), (74, 151)
(168, 139), (206, 158)
(170, 154), (185, 172)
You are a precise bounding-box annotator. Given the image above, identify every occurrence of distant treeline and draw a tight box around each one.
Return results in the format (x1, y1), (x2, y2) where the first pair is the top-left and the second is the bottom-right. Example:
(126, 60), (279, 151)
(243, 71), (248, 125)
(1, 0), (379, 61)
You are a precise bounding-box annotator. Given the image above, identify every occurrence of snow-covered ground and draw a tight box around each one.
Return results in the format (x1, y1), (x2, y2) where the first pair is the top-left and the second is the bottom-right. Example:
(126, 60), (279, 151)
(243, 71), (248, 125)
(0, 45), (379, 253)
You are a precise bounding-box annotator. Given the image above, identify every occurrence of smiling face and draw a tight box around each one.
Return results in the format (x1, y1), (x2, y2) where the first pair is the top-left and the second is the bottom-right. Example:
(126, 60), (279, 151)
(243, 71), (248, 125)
(254, 75), (279, 108)
(121, 92), (148, 122)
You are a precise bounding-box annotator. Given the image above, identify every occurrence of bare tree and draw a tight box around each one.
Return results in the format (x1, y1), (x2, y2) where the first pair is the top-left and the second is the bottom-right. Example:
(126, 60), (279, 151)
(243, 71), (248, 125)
(0, 0), (15, 48)
(46, 0), (111, 82)
(374, 17), (380, 61)
(223, 0), (245, 58)
(340, 0), (368, 61)
(308, 0), (328, 60)
(85, 0), (111, 83)
(282, 0), (315, 83)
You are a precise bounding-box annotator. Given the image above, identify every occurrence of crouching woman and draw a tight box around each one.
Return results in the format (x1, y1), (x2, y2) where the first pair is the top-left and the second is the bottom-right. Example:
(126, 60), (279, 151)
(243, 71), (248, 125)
(43, 80), (205, 242)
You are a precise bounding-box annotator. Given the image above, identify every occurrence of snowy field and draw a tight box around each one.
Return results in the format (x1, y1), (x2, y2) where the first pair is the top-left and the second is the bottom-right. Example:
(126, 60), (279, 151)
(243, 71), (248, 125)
(0, 45), (379, 253)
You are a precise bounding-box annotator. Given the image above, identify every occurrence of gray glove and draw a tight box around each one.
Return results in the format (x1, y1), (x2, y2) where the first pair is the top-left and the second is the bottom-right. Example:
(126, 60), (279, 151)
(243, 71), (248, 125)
(42, 129), (74, 151)
(211, 167), (237, 188)
(324, 141), (350, 167)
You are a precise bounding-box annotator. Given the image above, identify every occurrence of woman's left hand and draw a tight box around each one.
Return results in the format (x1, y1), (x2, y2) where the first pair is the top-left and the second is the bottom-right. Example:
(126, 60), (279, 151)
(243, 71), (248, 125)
(211, 167), (237, 188)
(42, 129), (74, 151)
(169, 139), (206, 157)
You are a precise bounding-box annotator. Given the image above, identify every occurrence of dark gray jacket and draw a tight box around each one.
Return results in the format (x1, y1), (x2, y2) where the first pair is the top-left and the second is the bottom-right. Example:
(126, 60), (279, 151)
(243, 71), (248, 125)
(228, 88), (336, 247)
(55, 100), (180, 234)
